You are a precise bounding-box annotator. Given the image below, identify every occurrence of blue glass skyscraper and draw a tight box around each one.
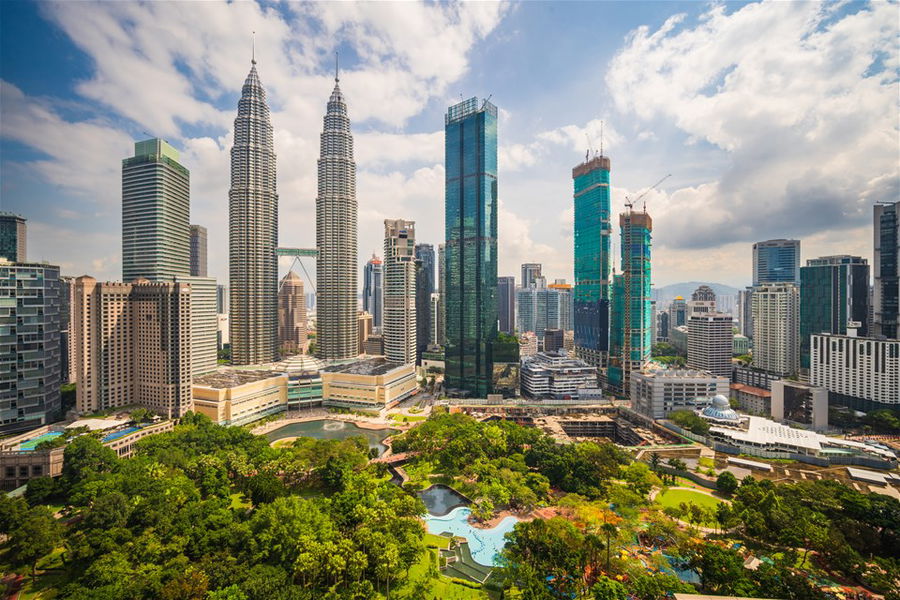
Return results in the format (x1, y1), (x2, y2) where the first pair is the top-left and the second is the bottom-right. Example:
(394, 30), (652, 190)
(573, 155), (612, 366)
(753, 239), (800, 286)
(444, 97), (498, 396)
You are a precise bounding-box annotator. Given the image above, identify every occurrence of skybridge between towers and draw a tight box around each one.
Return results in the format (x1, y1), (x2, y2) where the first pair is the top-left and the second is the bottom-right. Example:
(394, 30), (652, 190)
(276, 247), (318, 293)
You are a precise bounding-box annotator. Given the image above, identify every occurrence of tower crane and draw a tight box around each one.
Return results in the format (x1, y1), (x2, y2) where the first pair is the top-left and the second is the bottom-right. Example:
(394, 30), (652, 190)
(624, 173), (671, 212)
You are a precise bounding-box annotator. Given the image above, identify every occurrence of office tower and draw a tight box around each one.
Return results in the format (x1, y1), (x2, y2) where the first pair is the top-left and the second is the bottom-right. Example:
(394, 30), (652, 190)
(800, 255), (869, 370)
(738, 288), (754, 338)
(498, 276), (515, 334)
(0, 260), (60, 433)
(0, 213), (26, 262)
(122, 139), (190, 282)
(430, 294), (441, 345)
(543, 328), (564, 354)
(691, 285), (716, 302)
(73, 276), (191, 418)
(517, 278), (569, 340)
(358, 311), (373, 352)
(549, 281), (573, 331)
(316, 68), (358, 361)
(363, 254), (383, 330)
(573, 154), (611, 367)
(810, 333), (898, 410)
(383, 219), (416, 364)
(608, 208), (652, 394)
(436, 243), (446, 345)
(415, 243), (435, 363)
(753, 239), (800, 286)
(444, 97), (498, 396)
(278, 271), (307, 355)
(874, 201), (899, 338)
(521, 263), (542, 290)
(229, 58), (278, 365)
(216, 285), (228, 314)
(190, 224), (208, 277)
(752, 283), (800, 377)
(657, 310), (669, 342)
(687, 313), (733, 377)
(175, 275), (217, 376)
(669, 296), (687, 328)
(60, 276), (76, 384)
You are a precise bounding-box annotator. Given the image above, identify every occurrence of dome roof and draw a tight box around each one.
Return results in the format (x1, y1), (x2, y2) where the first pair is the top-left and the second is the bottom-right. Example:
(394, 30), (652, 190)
(701, 394), (740, 422)
(273, 354), (325, 373)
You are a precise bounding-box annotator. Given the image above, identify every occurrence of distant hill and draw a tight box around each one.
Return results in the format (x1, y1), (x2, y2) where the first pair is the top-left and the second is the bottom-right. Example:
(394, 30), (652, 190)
(653, 281), (741, 302)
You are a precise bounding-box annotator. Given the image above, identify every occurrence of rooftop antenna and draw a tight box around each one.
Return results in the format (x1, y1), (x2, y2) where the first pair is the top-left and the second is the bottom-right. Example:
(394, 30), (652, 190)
(481, 94), (492, 110)
(585, 132), (594, 161)
(251, 31), (256, 65)
(335, 51), (339, 83)
(600, 120), (604, 157)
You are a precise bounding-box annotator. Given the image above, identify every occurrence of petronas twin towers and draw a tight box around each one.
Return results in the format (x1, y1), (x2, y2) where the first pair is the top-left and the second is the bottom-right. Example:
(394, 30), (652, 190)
(229, 56), (357, 365)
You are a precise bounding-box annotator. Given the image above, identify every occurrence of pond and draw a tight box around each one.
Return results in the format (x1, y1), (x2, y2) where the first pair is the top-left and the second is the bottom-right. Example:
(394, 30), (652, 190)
(423, 506), (519, 567)
(418, 484), (469, 516)
(264, 420), (398, 456)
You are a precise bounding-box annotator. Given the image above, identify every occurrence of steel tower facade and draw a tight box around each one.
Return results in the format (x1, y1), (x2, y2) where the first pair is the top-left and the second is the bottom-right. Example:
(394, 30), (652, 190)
(316, 71), (359, 360)
(229, 59), (278, 365)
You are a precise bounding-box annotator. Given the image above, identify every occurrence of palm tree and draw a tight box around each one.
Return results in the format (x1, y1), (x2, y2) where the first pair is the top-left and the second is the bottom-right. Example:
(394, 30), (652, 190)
(601, 522), (618, 573)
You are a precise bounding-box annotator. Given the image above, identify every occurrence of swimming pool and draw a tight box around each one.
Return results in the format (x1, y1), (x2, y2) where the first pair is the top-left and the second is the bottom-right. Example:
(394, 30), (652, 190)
(18, 431), (64, 451)
(101, 426), (142, 443)
(423, 506), (518, 567)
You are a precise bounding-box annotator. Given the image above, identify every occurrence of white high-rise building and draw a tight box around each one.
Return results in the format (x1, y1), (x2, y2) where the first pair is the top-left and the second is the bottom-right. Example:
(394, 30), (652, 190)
(631, 368), (730, 419)
(687, 313), (733, 377)
(752, 283), (799, 377)
(316, 68), (358, 360)
(229, 57), (278, 365)
(383, 219), (416, 364)
(810, 333), (899, 410)
(174, 275), (217, 377)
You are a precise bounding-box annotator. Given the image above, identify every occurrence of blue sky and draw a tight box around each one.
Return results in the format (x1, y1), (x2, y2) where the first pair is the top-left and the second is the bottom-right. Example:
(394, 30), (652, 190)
(1, 1), (897, 290)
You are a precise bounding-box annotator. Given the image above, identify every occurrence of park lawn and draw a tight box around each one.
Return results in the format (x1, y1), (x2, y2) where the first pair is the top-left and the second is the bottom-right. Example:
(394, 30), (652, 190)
(657, 488), (723, 513)
(391, 414), (427, 423)
(424, 532), (451, 550)
(397, 548), (490, 600)
(229, 492), (252, 509)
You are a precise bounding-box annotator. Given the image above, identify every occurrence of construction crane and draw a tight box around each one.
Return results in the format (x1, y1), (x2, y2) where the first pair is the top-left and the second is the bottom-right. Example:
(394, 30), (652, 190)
(624, 173), (671, 212)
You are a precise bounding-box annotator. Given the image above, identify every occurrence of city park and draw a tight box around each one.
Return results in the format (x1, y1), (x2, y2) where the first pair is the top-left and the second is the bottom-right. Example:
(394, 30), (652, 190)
(1, 402), (897, 600)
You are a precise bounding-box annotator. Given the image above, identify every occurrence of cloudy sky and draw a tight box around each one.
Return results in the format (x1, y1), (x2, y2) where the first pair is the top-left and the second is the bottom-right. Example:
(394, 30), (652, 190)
(1, 1), (897, 290)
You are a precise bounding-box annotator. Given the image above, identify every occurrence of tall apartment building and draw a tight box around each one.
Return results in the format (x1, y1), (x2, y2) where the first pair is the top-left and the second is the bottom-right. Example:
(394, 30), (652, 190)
(687, 313), (733, 377)
(278, 271), (307, 355)
(383, 220), (416, 364)
(738, 287), (754, 338)
(573, 155), (612, 367)
(229, 59), (279, 365)
(873, 201), (899, 339)
(498, 276), (515, 334)
(800, 255), (869, 370)
(415, 243), (434, 363)
(631, 368), (730, 419)
(753, 239), (800, 286)
(752, 283), (799, 377)
(521, 263), (542, 290)
(216, 285), (228, 314)
(175, 275), (217, 376)
(190, 224), (208, 277)
(73, 276), (191, 418)
(517, 279), (571, 340)
(0, 213), (26, 262)
(444, 97), (498, 396)
(549, 281), (573, 332)
(608, 208), (652, 394)
(436, 244), (446, 345)
(316, 69), (358, 360)
(122, 139), (190, 282)
(810, 332), (899, 411)
(430, 293), (441, 345)
(363, 254), (383, 330)
(0, 260), (61, 433)
(60, 276), (76, 384)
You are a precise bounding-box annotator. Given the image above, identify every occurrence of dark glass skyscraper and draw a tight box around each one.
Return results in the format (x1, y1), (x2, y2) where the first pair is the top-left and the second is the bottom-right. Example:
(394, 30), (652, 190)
(874, 201), (899, 339)
(573, 155), (612, 367)
(415, 243), (434, 363)
(498, 276), (515, 334)
(444, 97), (498, 396)
(800, 255), (869, 370)
(363, 254), (383, 329)
(229, 58), (278, 365)
(0, 213), (26, 263)
(753, 239), (800, 286)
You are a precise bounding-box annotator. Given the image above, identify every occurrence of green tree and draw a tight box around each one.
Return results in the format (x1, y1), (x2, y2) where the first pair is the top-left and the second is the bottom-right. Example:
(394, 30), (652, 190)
(0, 494), (27, 534)
(61, 435), (118, 489)
(716, 471), (739, 496)
(208, 585), (248, 600)
(9, 506), (64, 581)
(24, 476), (57, 506)
(592, 576), (628, 600)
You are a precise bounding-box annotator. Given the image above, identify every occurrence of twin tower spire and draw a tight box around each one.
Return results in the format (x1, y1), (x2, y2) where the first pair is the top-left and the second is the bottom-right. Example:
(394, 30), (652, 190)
(228, 45), (357, 365)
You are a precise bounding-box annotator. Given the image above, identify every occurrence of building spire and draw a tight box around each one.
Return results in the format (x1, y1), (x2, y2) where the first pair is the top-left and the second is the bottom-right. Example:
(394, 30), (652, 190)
(252, 31), (256, 65)
(335, 51), (339, 83)
(600, 120), (604, 157)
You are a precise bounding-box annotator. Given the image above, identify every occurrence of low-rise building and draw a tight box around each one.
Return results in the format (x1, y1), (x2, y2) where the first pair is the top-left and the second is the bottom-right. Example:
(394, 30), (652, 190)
(272, 354), (325, 409)
(321, 358), (416, 411)
(730, 383), (771, 416)
(192, 370), (288, 426)
(631, 368), (730, 419)
(771, 380), (828, 430)
(732, 365), (781, 391)
(520, 352), (597, 399)
(733, 334), (750, 356)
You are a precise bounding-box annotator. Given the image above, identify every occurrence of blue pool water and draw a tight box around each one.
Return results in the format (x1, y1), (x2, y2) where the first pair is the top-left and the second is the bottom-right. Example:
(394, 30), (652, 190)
(18, 432), (63, 451)
(423, 506), (518, 567)
(102, 426), (142, 443)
